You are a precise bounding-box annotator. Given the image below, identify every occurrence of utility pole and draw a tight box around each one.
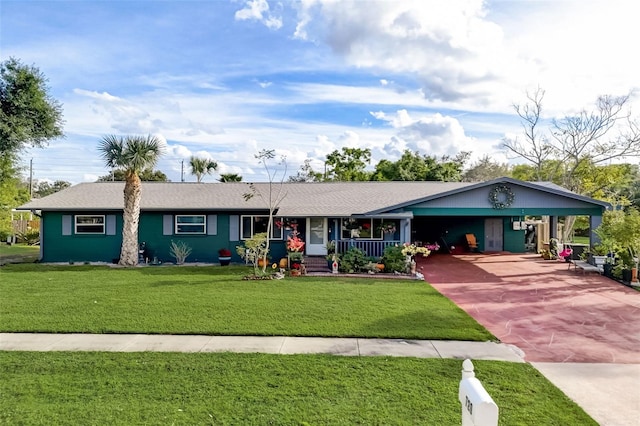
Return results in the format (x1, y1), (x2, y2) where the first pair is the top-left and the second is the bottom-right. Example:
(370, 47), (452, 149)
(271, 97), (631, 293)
(29, 158), (33, 198)
(181, 160), (185, 182)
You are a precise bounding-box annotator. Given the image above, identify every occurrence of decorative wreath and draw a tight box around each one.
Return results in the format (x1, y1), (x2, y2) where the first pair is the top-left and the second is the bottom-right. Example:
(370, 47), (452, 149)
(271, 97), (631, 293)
(488, 185), (515, 209)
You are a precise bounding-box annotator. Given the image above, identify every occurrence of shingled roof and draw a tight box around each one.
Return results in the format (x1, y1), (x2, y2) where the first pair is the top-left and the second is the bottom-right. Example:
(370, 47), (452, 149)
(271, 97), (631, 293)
(18, 178), (609, 217)
(18, 181), (475, 216)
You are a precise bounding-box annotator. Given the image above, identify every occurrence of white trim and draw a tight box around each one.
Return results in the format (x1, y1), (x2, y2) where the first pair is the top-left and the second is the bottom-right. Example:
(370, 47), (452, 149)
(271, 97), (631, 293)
(75, 215), (105, 234)
(175, 214), (206, 234)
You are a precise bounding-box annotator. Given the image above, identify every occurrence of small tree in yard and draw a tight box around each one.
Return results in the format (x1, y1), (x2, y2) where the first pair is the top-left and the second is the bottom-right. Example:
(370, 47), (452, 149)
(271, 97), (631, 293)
(243, 149), (287, 274)
(236, 232), (269, 276)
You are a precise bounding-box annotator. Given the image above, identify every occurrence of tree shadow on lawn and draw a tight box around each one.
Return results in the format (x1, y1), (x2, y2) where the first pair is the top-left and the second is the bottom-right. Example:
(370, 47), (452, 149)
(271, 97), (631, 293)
(357, 310), (496, 341)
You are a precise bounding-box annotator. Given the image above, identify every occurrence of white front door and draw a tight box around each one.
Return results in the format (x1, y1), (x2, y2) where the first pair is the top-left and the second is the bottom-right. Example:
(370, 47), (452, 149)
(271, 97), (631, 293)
(306, 217), (327, 256)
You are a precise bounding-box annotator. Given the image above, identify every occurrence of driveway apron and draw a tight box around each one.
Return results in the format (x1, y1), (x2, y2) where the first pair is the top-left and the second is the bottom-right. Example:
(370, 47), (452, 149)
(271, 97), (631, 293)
(417, 253), (640, 364)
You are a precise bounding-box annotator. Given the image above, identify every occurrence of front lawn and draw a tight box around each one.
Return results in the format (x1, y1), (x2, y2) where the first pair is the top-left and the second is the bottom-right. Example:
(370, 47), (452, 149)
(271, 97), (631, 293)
(0, 243), (39, 265)
(0, 264), (493, 340)
(0, 352), (596, 425)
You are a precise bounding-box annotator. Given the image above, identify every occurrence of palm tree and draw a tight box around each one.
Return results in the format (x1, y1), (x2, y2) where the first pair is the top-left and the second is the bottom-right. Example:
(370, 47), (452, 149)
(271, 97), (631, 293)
(98, 134), (164, 266)
(189, 156), (218, 182)
(218, 173), (243, 182)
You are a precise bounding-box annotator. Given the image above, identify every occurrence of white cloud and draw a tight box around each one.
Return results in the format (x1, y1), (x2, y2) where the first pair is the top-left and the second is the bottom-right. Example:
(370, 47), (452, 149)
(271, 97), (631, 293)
(293, 0), (640, 115)
(293, 0), (513, 103)
(235, 0), (283, 30)
(373, 109), (480, 158)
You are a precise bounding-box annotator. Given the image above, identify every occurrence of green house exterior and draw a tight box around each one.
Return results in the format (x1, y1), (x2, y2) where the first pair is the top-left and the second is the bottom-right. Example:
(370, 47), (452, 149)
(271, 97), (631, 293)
(18, 178), (610, 264)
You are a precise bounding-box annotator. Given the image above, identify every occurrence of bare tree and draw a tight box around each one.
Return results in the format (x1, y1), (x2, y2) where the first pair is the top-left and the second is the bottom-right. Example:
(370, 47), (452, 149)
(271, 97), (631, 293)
(503, 88), (640, 241)
(551, 93), (639, 192)
(502, 87), (554, 181)
(243, 149), (288, 274)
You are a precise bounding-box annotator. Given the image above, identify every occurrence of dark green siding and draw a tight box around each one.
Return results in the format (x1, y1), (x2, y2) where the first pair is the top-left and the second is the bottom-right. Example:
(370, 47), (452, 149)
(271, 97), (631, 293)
(503, 218), (525, 253)
(41, 211), (290, 264)
(42, 212), (122, 263)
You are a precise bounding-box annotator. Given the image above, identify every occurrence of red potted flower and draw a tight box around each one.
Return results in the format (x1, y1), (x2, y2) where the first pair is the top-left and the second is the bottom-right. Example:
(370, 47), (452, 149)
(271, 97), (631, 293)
(218, 248), (232, 266)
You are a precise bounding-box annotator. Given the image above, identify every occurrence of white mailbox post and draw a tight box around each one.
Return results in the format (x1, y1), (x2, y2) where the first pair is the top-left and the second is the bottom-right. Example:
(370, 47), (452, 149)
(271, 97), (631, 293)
(459, 359), (499, 426)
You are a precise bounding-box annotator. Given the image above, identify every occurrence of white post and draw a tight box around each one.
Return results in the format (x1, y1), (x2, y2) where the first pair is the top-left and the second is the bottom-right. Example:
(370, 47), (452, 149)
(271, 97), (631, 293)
(459, 359), (499, 426)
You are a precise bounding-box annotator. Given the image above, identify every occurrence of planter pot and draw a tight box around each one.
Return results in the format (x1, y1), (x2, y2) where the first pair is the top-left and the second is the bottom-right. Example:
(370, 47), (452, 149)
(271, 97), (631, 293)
(290, 269), (301, 276)
(622, 269), (632, 283)
(218, 256), (231, 266)
(603, 264), (614, 277)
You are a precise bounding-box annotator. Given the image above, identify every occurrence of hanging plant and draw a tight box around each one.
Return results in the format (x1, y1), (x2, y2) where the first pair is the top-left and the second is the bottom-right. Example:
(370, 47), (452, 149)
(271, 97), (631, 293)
(488, 185), (515, 209)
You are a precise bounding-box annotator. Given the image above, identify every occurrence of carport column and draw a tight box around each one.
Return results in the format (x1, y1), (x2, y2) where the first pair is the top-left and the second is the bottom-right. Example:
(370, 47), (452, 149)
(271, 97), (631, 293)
(400, 218), (412, 244)
(549, 216), (558, 239)
(590, 215), (603, 246)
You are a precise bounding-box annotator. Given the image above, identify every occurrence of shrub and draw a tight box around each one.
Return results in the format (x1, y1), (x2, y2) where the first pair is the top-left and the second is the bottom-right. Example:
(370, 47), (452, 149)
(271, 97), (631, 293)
(382, 245), (408, 273)
(339, 247), (368, 273)
(169, 240), (192, 264)
(17, 230), (40, 245)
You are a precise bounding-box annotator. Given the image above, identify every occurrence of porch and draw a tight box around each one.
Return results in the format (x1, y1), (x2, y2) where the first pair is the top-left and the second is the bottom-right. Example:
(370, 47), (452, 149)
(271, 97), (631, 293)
(336, 239), (401, 258)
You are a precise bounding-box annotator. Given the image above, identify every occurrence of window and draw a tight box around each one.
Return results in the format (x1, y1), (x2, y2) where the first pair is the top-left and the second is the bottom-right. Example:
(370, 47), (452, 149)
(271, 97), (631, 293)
(175, 215), (206, 234)
(75, 215), (105, 234)
(241, 216), (283, 240)
(341, 218), (384, 239)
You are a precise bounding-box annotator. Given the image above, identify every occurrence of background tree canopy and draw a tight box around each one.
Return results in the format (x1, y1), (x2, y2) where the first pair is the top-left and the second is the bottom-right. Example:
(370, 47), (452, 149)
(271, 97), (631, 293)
(0, 57), (64, 238)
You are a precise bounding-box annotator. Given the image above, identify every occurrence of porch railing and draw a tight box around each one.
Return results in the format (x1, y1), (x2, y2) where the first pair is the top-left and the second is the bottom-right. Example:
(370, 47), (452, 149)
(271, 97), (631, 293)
(336, 239), (401, 258)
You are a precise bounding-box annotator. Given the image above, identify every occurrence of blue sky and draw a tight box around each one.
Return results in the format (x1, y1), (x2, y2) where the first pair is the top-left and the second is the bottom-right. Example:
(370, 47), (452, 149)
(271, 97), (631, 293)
(2, 0), (638, 184)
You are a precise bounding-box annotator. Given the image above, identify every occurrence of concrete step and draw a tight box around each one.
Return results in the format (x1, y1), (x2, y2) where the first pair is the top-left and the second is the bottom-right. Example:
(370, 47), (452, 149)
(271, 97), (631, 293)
(304, 256), (330, 272)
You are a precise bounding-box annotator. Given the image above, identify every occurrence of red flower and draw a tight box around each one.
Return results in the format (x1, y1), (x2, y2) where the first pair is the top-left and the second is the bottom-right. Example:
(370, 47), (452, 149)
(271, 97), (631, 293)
(287, 235), (305, 252)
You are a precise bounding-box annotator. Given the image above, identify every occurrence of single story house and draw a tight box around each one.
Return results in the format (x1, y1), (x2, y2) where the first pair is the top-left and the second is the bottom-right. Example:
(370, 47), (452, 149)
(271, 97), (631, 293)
(17, 177), (610, 264)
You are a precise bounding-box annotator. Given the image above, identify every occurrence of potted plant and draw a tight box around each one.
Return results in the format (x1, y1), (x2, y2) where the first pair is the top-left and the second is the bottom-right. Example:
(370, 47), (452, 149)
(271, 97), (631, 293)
(290, 259), (302, 276)
(218, 248), (232, 266)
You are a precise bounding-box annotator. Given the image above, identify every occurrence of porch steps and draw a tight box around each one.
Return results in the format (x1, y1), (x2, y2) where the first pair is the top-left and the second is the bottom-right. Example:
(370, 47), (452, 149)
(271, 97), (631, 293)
(303, 256), (330, 273)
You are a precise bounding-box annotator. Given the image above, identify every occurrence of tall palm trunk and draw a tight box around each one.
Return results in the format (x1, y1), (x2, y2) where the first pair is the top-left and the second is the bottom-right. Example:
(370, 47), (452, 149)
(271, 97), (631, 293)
(119, 172), (142, 266)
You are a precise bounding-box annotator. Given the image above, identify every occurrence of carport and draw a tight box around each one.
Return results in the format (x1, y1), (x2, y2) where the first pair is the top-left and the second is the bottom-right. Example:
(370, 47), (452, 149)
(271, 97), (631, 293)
(391, 178), (610, 253)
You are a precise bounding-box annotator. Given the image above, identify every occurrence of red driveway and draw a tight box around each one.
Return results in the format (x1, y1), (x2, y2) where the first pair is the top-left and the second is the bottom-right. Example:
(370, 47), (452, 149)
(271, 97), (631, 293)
(417, 253), (640, 363)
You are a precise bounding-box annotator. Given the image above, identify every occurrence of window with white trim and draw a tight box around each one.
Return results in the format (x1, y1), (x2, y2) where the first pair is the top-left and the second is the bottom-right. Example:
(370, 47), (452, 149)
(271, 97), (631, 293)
(341, 218), (384, 239)
(175, 215), (206, 234)
(241, 216), (283, 240)
(75, 215), (105, 234)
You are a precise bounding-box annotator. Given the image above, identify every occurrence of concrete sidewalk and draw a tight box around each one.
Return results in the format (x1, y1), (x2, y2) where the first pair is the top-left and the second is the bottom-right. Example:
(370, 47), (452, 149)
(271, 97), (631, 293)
(0, 333), (525, 362)
(533, 362), (640, 426)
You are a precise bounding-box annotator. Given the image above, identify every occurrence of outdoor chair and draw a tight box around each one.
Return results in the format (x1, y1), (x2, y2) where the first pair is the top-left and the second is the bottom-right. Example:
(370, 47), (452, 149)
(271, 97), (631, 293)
(465, 234), (479, 252)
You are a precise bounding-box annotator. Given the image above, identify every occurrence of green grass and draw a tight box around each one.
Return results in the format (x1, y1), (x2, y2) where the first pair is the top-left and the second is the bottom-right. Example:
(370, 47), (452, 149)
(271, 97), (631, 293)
(0, 352), (596, 426)
(0, 243), (39, 265)
(0, 264), (493, 340)
(570, 236), (590, 245)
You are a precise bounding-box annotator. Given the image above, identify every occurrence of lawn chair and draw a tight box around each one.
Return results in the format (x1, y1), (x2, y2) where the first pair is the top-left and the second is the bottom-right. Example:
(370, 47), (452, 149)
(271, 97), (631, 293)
(465, 234), (479, 252)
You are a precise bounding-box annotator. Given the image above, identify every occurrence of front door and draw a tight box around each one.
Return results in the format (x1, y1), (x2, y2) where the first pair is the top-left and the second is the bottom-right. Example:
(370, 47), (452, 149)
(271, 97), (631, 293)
(306, 217), (327, 256)
(484, 218), (503, 252)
